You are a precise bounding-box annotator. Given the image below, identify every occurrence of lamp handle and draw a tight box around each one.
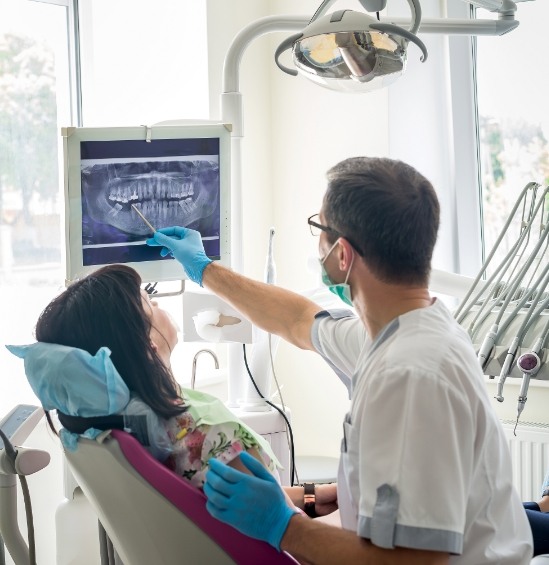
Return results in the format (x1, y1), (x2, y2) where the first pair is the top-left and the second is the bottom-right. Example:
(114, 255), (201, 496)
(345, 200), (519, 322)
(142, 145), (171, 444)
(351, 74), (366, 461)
(370, 23), (428, 62)
(274, 32), (303, 77)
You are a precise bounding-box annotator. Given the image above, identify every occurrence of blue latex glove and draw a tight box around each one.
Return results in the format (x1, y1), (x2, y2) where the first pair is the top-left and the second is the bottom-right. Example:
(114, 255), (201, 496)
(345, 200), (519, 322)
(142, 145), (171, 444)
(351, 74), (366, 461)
(204, 452), (299, 551)
(146, 226), (212, 286)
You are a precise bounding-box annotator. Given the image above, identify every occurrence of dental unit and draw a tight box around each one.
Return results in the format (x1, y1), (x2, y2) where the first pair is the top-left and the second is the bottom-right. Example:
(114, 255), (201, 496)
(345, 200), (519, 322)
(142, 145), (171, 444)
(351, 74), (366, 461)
(455, 182), (549, 427)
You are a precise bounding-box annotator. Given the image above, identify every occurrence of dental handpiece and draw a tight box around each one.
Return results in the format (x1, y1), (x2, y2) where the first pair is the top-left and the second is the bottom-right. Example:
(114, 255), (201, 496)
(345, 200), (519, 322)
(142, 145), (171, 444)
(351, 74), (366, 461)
(513, 351), (541, 435)
(495, 337), (519, 402)
(478, 323), (499, 370)
(264, 227), (276, 285)
(131, 203), (156, 233)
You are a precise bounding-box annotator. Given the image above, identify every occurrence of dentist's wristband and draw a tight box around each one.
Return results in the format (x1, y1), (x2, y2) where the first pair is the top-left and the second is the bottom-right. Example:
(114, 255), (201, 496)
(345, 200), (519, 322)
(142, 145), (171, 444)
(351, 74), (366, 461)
(303, 483), (317, 518)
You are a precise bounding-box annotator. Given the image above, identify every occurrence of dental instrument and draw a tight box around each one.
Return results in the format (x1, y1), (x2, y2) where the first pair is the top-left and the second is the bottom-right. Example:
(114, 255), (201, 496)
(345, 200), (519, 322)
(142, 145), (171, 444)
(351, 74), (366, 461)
(451, 178), (548, 423)
(0, 405), (49, 565)
(264, 227), (276, 285)
(455, 184), (549, 385)
(453, 183), (549, 423)
(131, 203), (156, 233)
(475, 227), (549, 370)
(494, 268), (549, 402)
(514, 350), (543, 435)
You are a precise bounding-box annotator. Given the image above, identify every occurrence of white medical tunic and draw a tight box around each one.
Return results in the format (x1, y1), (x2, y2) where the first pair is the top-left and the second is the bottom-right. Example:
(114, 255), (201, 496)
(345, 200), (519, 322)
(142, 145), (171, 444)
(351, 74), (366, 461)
(312, 299), (533, 564)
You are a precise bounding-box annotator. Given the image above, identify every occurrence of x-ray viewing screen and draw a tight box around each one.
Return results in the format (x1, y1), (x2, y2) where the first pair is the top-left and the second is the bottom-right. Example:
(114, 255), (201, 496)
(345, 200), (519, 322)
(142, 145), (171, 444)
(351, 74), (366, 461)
(63, 125), (231, 283)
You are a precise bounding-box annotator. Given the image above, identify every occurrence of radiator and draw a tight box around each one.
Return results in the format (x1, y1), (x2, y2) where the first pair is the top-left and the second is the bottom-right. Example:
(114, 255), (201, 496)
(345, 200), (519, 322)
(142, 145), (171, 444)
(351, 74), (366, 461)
(501, 420), (549, 501)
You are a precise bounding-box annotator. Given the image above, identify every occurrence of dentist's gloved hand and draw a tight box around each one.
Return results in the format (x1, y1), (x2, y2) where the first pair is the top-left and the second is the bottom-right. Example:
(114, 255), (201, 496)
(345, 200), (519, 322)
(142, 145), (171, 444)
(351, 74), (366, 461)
(204, 452), (299, 551)
(146, 226), (212, 286)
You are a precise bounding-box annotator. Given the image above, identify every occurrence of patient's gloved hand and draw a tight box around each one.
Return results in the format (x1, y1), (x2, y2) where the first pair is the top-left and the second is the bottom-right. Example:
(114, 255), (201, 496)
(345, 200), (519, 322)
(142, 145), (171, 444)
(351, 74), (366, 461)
(146, 226), (212, 286)
(204, 452), (298, 551)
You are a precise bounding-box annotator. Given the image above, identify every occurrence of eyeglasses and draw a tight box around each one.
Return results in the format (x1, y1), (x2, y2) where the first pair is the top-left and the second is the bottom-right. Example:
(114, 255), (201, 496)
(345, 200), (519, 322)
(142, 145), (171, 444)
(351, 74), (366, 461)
(307, 214), (341, 237)
(307, 213), (362, 255)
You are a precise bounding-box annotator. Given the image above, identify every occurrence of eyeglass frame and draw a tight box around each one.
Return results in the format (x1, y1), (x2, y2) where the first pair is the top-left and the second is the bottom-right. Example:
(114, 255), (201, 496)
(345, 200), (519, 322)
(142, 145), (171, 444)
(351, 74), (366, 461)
(307, 214), (341, 237)
(307, 213), (362, 255)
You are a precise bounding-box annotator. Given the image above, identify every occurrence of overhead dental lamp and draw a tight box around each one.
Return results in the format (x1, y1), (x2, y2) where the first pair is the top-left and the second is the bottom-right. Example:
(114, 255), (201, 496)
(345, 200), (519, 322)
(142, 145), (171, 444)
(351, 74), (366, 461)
(275, 0), (427, 93)
(274, 0), (524, 93)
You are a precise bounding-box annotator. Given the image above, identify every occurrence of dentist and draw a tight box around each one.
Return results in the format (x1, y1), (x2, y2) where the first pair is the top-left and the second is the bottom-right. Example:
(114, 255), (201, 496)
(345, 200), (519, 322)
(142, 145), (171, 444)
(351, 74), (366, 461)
(147, 156), (532, 565)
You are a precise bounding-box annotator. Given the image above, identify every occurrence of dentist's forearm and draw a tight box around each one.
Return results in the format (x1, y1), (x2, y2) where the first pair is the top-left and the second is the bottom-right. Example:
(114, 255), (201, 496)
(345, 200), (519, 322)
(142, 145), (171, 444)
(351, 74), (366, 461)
(281, 516), (449, 565)
(201, 262), (321, 350)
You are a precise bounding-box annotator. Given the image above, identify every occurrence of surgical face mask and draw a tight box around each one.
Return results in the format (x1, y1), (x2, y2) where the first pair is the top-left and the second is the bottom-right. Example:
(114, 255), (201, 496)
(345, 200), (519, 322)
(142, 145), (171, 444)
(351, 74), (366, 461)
(320, 239), (355, 306)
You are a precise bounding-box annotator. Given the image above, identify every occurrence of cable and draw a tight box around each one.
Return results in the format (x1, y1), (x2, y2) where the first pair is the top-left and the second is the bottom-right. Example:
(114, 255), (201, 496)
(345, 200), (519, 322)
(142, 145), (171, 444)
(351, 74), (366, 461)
(267, 334), (300, 485)
(242, 344), (297, 486)
(455, 182), (540, 322)
(18, 476), (36, 565)
(269, 335), (285, 414)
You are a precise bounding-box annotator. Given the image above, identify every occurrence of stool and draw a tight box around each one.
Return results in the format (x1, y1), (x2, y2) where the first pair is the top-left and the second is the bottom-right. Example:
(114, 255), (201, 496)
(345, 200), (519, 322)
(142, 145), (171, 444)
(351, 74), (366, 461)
(295, 455), (339, 484)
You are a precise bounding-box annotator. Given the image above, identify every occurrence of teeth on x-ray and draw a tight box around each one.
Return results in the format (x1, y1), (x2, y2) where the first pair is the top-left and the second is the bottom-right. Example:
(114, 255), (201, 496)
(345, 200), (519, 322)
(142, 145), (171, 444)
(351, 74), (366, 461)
(81, 159), (219, 236)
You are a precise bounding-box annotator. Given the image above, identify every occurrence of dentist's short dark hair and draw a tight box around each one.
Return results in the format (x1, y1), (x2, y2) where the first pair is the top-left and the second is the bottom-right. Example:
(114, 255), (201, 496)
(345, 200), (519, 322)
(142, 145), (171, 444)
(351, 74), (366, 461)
(323, 156), (440, 286)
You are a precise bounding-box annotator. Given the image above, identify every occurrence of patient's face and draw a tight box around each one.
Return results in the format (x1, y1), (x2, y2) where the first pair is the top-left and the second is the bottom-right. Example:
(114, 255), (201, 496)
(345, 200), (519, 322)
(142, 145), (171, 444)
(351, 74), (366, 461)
(140, 290), (178, 356)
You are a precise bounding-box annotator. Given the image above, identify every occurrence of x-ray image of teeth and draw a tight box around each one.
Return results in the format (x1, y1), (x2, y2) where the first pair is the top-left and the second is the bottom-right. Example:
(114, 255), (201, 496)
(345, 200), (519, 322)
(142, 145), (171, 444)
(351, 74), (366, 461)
(81, 158), (220, 242)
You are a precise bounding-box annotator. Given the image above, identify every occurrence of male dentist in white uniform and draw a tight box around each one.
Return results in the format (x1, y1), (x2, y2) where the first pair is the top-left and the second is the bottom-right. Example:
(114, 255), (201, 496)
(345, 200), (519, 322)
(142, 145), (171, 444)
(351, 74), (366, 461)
(148, 156), (533, 564)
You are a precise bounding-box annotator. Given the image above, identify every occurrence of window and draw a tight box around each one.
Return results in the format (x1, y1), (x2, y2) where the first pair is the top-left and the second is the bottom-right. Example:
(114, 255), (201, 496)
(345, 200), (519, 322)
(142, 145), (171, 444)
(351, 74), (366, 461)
(78, 0), (209, 126)
(475, 2), (549, 266)
(0, 0), (71, 415)
(388, 1), (545, 281)
(1, 0), (211, 418)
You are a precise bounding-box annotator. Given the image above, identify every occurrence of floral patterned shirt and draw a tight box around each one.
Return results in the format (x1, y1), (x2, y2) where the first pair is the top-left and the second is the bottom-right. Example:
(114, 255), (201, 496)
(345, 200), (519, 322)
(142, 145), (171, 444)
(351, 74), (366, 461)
(163, 397), (276, 488)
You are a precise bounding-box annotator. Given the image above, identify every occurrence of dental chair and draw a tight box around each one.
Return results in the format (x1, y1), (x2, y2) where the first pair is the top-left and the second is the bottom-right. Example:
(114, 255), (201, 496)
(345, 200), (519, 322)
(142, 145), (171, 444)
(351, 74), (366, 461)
(64, 429), (299, 565)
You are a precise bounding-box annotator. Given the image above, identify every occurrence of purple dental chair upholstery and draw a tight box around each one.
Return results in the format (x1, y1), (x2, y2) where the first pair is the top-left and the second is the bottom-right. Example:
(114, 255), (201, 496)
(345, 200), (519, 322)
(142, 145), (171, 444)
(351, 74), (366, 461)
(64, 429), (299, 565)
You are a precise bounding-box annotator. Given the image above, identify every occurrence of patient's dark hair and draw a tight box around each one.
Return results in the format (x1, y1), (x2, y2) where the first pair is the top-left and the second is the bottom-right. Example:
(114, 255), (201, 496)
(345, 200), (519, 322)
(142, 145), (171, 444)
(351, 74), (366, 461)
(35, 264), (185, 420)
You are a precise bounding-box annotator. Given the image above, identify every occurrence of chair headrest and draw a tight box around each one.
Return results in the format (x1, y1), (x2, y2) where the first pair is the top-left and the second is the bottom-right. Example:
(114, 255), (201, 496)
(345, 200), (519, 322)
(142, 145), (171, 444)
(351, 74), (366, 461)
(6, 342), (130, 416)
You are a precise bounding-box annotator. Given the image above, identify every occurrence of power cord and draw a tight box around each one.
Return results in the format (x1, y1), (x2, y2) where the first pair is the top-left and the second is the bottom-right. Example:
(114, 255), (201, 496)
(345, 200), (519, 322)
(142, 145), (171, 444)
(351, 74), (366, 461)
(267, 334), (300, 485)
(242, 344), (297, 486)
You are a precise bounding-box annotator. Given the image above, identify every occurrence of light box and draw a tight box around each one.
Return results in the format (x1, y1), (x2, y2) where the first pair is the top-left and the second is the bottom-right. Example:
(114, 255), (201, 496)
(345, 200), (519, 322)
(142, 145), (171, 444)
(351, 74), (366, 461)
(62, 124), (231, 283)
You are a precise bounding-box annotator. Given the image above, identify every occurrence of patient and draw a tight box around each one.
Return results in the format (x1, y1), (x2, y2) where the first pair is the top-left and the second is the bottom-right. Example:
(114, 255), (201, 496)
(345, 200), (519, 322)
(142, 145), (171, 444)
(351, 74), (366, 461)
(16, 264), (280, 489)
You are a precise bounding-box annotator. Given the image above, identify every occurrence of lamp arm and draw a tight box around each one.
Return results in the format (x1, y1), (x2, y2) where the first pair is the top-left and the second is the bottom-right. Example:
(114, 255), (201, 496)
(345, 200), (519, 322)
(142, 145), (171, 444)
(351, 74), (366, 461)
(370, 23), (428, 62)
(310, 0), (337, 24)
(223, 15), (309, 93)
(390, 16), (519, 35)
(406, 0), (422, 34)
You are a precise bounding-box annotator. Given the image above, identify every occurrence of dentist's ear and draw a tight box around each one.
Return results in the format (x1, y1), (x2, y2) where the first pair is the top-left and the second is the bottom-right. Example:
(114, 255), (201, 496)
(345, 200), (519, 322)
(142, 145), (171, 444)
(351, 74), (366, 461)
(337, 238), (355, 271)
